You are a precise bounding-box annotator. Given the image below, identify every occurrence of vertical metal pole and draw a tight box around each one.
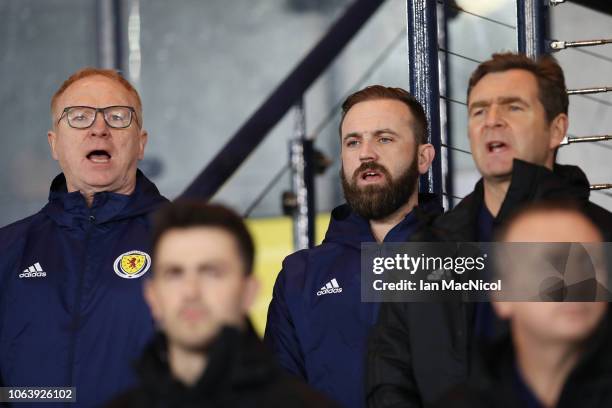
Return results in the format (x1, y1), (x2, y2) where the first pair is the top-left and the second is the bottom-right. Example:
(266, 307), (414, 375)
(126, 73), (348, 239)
(126, 0), (142, 85)
(96, 0), (118, 69)
(437, 2), (453, 210)
(289, 100), (315, 250)
(407, 0), (443, 202)
(96, 0), (124, 70)
(516, 0), (549, 58)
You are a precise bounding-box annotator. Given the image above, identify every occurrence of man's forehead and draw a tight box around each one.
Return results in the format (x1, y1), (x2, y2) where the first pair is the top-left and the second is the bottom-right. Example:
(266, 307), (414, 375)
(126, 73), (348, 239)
(469, 69), (539, 102)
(156, 227), (241, 260)
(505, 211), (602, 243)
(341, 99), (413, 133)
(56, 75), (135, 106)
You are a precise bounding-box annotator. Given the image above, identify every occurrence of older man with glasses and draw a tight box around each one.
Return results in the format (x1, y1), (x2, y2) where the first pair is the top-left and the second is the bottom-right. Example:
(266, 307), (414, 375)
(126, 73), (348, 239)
(0, 68), (168, 407)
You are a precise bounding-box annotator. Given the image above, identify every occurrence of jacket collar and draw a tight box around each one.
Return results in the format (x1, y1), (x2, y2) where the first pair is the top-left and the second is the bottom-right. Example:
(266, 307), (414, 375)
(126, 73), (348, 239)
(472, 311), (612, 398)
(431, 160), (592, 241)
(498, 159), (590, 219)
(323, 193), (444, 248)
(42, 169), (167, 228)
(135, 323), (279, 404)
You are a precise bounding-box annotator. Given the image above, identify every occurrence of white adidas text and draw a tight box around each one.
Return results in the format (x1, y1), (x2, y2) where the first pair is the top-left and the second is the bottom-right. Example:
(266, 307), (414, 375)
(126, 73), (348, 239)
(19, 262), (46, 278)
(316, 278), (343, 296)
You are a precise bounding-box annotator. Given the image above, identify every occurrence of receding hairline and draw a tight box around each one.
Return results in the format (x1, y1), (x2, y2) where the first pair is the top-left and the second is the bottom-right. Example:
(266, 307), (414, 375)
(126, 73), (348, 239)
(50, 72), (143, 123)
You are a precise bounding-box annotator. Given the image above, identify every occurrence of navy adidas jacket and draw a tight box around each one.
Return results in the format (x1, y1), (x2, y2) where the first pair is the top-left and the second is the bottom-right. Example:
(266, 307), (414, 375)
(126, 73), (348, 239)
(264, 196), (442, 408)
(0, 170), (167, 407)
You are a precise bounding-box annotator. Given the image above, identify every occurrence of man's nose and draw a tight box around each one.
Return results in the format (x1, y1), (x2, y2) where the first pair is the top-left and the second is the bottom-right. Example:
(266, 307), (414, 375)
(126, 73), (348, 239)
(359, 139), (378, 162)
(182, 274), (201, 300)
(89, 111), (110, 136)
(484, 104), (504, 128)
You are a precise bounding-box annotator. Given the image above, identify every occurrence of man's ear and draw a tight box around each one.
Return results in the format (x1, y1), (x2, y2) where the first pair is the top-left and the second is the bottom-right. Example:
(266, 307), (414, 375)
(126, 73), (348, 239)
(492, 301), (513, 320)
(138, 129), (148, 160)
(48, 131), (59, 161)
(417, 143), (435, 175)
(143, 279), (161, 323)
(549, 113), (568, 150)
(242, 276), (260, 313)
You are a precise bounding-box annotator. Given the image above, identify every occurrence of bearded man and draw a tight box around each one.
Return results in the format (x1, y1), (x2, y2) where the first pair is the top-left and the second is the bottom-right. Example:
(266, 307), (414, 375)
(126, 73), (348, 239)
(264, 85), (442, 408)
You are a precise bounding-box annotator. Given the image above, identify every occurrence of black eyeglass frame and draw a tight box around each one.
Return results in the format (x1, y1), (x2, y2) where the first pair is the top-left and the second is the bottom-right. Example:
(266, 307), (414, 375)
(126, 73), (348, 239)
(57, 105), (140, 129)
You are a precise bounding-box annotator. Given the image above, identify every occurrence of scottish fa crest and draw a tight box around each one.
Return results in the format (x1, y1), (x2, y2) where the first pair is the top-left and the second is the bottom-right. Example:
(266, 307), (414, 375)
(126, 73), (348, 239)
(113, 250), (151, 279)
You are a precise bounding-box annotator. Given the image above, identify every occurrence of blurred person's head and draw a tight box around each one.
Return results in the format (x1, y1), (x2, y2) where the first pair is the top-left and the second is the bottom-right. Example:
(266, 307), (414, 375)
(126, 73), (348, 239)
(339, 85), (435, 220)
(494, 202), (606, 347)
(467, 53), (568, 184)
(145, 202), (258, 353)
(47, 68), (147, 205)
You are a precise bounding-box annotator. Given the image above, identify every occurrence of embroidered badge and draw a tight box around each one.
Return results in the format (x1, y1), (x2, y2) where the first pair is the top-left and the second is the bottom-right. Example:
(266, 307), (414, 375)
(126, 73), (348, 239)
(113, 250), (151, 279)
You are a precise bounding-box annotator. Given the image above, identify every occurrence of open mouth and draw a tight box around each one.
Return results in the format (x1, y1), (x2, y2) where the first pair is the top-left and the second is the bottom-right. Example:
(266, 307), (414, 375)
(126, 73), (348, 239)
(487, 141), (508, 153)
(86, 150), (112, 163)
(360, 170), (383, 181)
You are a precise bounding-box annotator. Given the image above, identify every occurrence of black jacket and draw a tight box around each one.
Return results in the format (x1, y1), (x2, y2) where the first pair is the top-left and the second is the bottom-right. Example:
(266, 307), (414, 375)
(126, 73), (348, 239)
(423, 159), (612, 242)
(106, 325), (338, 408)
(366, 160), (612, 408)
(435, 312), (612, 408)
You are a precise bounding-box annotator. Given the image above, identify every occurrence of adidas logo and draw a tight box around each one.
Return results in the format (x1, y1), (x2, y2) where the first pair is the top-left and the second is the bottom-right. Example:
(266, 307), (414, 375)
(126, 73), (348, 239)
(19, 262), (46, 278)
(316, 278), (343, 296)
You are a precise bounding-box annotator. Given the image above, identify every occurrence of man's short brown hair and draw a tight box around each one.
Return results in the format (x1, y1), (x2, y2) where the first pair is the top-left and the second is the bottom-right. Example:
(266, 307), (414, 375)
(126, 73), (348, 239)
(50, 67), (143, 126)
(339, 85), (428, 145)
(467, 52), (568, 124)
(151, 201), (255, 275)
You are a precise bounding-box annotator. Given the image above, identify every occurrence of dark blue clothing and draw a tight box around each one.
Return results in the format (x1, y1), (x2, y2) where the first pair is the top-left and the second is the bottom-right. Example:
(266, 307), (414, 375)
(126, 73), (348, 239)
(0, 171), (167, 407)
(434, 312), (612, 407)
(512, 363), (543, 408)
(476, 205), (494, 243)
(264, 197), (442, 408)
(473, 205), (495, 338)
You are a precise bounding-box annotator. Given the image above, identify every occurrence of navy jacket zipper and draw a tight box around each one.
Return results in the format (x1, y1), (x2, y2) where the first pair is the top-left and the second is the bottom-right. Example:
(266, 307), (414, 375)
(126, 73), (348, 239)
(66, 212), (95, 401)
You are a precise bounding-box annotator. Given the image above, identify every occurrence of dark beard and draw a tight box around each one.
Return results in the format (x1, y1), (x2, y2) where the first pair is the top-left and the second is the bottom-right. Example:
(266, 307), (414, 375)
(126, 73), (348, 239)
(341, 159), (419, 220)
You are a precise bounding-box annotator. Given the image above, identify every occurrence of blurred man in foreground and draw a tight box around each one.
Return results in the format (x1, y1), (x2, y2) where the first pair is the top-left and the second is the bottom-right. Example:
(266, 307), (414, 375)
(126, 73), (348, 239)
(437, 201), (612, 407)
(108, 202), (336, 407)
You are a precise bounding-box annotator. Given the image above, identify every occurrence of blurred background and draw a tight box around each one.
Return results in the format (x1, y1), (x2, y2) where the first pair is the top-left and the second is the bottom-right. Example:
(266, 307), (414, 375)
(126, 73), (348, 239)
(1, 0), (610, 332)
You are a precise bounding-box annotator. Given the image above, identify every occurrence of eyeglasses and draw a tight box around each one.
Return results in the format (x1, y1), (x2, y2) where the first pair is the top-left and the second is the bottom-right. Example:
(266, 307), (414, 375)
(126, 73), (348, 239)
(57, 106), (140, 129)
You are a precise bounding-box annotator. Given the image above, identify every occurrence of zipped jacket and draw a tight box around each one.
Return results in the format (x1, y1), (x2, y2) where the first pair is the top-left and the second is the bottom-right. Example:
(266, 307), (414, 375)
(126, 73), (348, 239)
(264, 195), (443, 408)
(0, 170), (168, 407)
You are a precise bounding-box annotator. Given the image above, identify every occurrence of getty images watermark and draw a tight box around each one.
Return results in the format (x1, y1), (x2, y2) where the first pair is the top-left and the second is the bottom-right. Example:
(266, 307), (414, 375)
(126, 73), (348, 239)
(361, 242), (612, 302)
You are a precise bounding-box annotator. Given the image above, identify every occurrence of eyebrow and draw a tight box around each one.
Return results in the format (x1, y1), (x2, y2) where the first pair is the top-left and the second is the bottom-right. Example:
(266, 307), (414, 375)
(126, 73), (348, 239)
(342, 128), (399, 141)
(469, 96), (529, 111)
(158, 264), (183, 274)
(157, 259), (228, 273)
(374, 128), (399, 137)
(196, 260), (228, 271)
